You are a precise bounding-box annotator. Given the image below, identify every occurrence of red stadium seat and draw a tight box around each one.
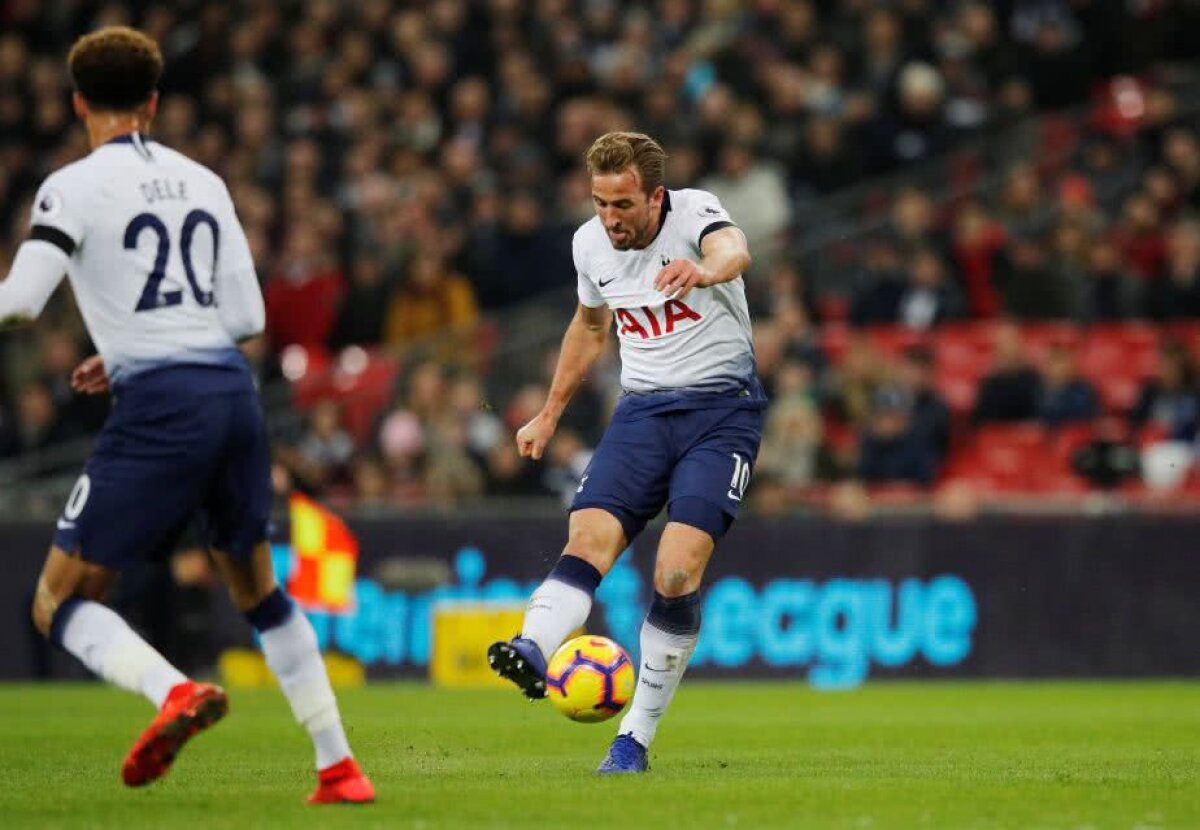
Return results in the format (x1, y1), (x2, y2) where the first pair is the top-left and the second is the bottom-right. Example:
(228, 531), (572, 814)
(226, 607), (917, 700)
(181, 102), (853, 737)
(866, 483), (924, 505)
(972, 423), (1048, 490)
(1021, 322), (1081, 366)
(933, 324), (990, 414)
(817, 295), (850, 323)
(867, 325), (927, 358)
(1162, 321), (1200, 351)
(819, 323), (852, 365)
(1046, 423), (1094, 468)
(1029, 423), (1095, 491)
(1097, 377), (1141, 412)
(287, 345), (335, 408)
(1079, 326), (1157, 412)
(936, 370), (979, 414)
(330, 348), (400, 441)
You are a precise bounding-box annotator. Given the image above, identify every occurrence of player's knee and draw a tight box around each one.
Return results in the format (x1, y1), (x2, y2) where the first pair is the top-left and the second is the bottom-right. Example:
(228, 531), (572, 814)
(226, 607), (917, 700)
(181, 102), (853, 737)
(31, 585), (84, 643)
(655, 566), (696, 597)
(228, 581), (274, 614)
(565, 513), (624, 564)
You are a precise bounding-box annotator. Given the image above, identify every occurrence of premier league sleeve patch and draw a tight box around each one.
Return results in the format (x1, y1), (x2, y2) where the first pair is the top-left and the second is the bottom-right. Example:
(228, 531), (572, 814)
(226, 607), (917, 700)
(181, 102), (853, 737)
(34, 188), (65, 221)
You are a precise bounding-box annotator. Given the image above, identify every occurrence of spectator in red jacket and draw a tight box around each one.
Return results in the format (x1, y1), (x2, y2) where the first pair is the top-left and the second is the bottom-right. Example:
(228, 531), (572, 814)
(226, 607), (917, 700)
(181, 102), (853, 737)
(265, 222), (346, 353)
(951, 200), (1006, 318)
(1112, 191), (1167, 281)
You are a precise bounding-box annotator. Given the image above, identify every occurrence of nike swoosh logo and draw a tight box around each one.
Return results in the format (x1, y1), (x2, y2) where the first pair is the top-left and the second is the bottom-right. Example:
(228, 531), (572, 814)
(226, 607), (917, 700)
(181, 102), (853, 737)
(642, 661), (670, 672)
(598, 277), (617, 287)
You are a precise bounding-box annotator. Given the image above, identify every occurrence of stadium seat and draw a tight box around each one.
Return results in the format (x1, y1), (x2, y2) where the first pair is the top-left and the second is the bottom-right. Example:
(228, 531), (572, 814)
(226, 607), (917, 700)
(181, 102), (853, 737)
(867, 325), (927, 358)
(1034, 423), (1094, 491)
(287, 345), (335, 409)
(1021, 322), (1081, 366)
(866, 483), (924, 505)
(1079, 326), (1157, 412)
(330, 348), (400, 442)
(971, 423), (1048, 491)
(819, 323), (852, 364)
(936, 371), (979, 414)
(817, 294), (850, 323)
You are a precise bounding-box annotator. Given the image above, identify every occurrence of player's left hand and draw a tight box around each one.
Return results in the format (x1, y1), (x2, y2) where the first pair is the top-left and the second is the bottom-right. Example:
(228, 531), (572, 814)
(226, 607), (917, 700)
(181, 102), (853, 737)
(654, 259), (712, 301)
(71, 354), (109, 395)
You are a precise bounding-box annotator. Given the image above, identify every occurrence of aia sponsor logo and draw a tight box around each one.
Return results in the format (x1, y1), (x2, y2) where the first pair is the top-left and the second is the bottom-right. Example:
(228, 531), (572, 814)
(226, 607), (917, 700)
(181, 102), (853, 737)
(615, 300), (701, 339)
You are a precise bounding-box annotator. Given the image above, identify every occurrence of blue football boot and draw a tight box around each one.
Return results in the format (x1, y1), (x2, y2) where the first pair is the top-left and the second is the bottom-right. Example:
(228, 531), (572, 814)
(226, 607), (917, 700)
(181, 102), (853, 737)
(596, 734), (648, 774)
(487, 637), (547, 699)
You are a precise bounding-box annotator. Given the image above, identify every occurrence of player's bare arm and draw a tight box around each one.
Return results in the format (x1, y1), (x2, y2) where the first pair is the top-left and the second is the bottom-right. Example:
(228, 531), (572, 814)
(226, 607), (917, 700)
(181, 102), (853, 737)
(516, 302), (613, 460)
(653, 225), (751, 301)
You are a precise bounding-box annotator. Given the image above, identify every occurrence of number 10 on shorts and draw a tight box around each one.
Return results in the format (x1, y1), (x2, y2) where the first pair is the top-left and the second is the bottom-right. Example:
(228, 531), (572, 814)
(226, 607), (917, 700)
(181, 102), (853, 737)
(727, 453), (750, 502)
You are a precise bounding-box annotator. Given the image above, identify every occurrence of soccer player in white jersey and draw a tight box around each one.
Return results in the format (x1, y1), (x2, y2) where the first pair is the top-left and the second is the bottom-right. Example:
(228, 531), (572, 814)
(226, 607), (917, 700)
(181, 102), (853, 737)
(0, 27), (373, 803)
(489, 132), (766, 772)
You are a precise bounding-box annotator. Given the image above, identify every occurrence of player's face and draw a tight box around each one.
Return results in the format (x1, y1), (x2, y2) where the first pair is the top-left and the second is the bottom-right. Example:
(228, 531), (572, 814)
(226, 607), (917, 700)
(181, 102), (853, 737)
(591, 169), (663, 251)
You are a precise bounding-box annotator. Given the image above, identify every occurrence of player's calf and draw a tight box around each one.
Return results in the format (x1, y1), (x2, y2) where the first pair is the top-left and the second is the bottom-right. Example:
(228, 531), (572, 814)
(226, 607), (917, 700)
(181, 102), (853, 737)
(489, 553), (605, 699)
(515, 554), (604, 660)
(46, 592), (189, 710)
(243, 586), (374, 803)
(615, 590), (702, 751)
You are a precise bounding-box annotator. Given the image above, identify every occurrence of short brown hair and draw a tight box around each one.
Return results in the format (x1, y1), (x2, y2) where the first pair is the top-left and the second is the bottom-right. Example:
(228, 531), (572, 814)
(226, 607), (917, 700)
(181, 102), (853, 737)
(68, 26), (163, 110)
(585, 132), (666, 195)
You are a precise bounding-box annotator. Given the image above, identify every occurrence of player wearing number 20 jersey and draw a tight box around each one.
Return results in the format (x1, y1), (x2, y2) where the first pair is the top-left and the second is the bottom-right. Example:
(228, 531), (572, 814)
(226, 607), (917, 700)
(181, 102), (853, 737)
(4, 26), (371, 803)
(26, 133), (263, 384)
(20, 128), (268, 564)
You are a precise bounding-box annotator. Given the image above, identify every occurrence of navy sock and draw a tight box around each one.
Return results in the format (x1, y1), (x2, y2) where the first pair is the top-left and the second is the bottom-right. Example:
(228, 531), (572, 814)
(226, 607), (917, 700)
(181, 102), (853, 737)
(647, 591), (701, 636)
(48, 596), (85, 647)
(547, 554), (603, 596)
(244, 588), (294, 632)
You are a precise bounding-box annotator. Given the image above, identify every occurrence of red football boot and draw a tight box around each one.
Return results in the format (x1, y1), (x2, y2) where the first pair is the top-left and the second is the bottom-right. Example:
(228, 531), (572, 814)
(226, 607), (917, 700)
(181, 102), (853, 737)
(308, 757), (375, 805)
(121, 681), (228, 787)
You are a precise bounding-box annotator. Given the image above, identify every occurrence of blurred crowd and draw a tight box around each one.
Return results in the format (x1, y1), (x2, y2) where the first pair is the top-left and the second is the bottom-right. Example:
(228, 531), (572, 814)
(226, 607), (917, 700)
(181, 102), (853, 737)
(1, 0), (1200, 515)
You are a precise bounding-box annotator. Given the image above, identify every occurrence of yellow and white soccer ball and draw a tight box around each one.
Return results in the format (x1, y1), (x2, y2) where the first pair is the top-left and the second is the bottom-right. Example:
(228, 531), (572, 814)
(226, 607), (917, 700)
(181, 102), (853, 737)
(545, 635), (635, 723)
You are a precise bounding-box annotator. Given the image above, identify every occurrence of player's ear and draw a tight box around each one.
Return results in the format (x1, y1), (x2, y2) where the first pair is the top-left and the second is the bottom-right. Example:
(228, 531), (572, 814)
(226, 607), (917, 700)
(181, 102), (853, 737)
(143, 91), (160, 121)
(649, 185), (665, 210)
(72, 91), (88, 121)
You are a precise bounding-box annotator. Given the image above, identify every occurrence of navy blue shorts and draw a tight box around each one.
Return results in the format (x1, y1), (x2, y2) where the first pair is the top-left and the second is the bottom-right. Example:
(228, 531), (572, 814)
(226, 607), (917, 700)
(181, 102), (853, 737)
(571, 396), (765, 543)
(53, 363), (272, 569)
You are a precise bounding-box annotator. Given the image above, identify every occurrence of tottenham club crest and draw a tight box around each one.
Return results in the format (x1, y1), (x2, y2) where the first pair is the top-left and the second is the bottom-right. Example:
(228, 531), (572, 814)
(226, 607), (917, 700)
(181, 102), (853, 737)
(36, 189), (64, 220)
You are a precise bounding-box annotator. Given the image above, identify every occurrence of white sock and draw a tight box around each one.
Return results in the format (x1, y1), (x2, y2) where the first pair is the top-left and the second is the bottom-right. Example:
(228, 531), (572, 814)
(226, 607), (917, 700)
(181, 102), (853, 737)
(520, 578), (594, 662)
(617, 620), (699, 749)
(259, 605), (352, 770)
(57, 600), (186, 708)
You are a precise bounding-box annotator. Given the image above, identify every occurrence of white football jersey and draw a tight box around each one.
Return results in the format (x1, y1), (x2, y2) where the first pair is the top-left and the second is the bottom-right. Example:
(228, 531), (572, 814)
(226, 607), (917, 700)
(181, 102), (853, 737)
(575, 188), (755, 393)
(27, 132), (261, 384)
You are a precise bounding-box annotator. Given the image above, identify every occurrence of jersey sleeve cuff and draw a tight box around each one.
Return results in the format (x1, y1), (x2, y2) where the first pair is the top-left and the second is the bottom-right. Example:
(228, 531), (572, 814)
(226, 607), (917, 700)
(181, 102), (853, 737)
(28, 224), (77, 257)
(697, 221), (736, 247)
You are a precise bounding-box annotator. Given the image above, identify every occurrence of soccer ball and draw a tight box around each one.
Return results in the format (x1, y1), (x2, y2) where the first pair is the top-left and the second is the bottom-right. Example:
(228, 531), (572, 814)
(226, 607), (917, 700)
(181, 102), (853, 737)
(545, 635), (635, 723)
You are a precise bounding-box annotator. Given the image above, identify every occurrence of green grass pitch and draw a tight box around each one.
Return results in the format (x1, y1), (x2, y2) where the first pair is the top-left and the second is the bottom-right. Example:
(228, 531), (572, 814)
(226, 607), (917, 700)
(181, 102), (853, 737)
(0, 681), (1196, 829)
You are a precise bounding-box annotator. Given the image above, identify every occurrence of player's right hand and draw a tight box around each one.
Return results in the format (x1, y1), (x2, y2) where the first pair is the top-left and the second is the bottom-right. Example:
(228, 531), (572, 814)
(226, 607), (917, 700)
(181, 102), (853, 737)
(70, 354), (109, 395)
(516, 412), (557, 461)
